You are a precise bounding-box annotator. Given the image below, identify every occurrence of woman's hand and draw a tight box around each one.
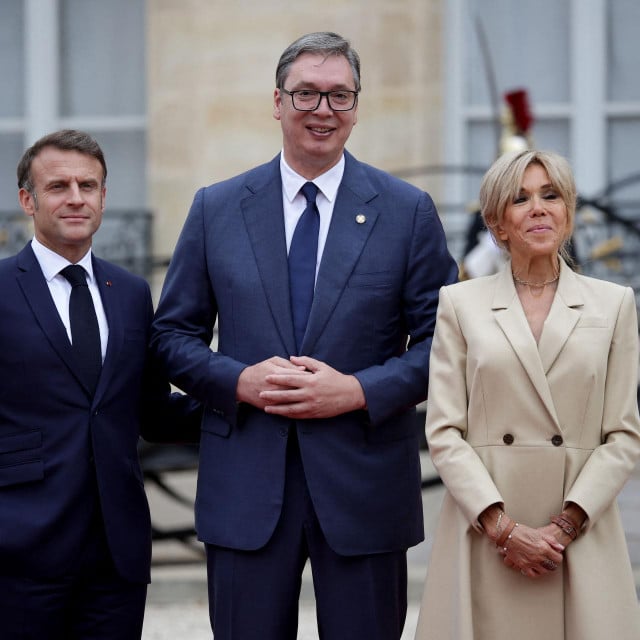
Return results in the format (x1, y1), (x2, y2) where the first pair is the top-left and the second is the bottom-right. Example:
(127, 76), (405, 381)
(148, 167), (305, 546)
(478, 503), (505, 542)
(548, 503), (587, 546)
(500, 522), (565, 578)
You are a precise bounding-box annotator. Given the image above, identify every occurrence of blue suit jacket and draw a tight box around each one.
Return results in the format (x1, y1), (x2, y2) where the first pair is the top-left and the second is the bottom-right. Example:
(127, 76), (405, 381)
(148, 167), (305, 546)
(0, 244), (199, 583)
(151, 151), (458, 555)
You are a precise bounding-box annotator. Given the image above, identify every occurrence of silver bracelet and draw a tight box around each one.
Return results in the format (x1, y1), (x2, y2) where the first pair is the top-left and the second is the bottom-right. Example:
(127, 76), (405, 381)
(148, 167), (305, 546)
(504, 522), (519, 550)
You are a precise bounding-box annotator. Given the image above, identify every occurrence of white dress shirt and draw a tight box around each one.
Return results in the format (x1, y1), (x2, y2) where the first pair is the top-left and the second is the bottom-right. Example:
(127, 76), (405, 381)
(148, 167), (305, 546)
(280, 152), (345, 281)
(30, 237), (109, 360)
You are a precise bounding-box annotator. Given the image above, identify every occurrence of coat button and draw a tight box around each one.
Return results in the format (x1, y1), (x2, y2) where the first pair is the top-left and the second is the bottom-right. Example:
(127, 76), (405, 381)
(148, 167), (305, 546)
(503, 433), (514, 445)
(279, 428), (288, 438)
(551, 435), (563, 446)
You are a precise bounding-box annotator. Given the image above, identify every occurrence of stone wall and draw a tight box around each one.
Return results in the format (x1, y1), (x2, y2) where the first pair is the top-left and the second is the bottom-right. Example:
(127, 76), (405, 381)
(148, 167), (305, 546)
(147, 0), (444, 289)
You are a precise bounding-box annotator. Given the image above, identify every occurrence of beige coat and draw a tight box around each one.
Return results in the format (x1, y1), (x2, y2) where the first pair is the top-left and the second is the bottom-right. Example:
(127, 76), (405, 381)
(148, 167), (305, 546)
(415, 260), (640, 640)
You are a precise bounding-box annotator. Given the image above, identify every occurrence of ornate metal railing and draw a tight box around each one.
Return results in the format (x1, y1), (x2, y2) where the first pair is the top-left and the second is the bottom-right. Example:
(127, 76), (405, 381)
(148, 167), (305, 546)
(0, 209), (153, 278)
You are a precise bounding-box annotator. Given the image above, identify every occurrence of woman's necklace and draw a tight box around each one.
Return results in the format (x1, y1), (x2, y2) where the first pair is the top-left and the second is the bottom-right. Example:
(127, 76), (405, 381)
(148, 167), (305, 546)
(512, 272), (559, 298)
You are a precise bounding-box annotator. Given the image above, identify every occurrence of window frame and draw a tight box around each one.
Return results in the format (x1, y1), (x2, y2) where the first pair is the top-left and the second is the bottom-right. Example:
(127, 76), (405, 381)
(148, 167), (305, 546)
(443, 0), (640, 208)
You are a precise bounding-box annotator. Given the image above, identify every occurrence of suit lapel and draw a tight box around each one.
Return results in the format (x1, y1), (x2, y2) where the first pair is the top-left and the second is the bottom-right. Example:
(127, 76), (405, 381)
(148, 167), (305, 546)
(15, 245), (87, 391)
(239, 154), (381, 354)
(302, 155), (379, 352)
(241, 157), (297, 353)
(91, 258), (123, 402)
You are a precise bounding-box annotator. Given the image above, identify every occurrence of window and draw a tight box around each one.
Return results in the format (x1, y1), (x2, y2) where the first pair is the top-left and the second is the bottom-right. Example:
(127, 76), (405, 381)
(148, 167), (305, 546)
(443, 0), (640, 299)
(0, 1), (25, 210)
(443, 0), (640, 256)
(0, 0), (146, 211)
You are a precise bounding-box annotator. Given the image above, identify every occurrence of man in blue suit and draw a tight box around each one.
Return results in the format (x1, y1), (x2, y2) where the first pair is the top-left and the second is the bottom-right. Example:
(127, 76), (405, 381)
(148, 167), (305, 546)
(151, 32), (458, 639)
(0, 129), (200, 639)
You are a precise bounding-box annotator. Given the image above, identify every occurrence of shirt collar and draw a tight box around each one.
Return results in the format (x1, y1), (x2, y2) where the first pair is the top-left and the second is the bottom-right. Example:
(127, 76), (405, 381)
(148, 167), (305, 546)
(31, 236), (95, 283)
(280, 152), (345, 203)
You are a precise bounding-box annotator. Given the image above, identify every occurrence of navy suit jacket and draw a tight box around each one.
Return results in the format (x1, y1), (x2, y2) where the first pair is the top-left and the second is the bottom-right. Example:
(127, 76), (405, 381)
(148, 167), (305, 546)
(0, 244), (199, 583)
(151, 151), (458, 555)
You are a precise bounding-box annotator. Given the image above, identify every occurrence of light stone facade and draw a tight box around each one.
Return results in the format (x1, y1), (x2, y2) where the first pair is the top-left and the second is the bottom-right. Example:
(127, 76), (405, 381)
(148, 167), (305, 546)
(146, 0), (445, 288)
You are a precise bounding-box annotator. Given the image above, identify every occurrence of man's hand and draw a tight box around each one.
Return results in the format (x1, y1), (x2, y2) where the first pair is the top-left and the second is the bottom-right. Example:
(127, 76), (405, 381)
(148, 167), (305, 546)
(259, 356), (367, 419)
(236, 356), (307, 409)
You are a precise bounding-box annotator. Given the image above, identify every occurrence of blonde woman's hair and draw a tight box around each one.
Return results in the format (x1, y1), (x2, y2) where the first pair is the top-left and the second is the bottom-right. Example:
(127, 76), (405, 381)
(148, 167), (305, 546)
(479, 149), (577, 260)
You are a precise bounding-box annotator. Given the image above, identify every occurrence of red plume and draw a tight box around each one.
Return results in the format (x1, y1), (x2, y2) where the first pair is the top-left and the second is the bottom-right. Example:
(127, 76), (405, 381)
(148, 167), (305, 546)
(504, 89), (533, 135)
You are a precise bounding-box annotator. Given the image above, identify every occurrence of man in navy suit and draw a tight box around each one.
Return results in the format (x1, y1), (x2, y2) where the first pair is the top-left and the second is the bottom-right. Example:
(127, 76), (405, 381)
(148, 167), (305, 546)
(0, 129), (200, 639)
(151, 32), (458, 639)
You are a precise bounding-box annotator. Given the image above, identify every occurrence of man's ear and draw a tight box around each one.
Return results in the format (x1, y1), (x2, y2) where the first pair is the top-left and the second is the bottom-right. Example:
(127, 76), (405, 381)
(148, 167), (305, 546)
(18, 188), (36, 217)
(273, 88), (282, 121)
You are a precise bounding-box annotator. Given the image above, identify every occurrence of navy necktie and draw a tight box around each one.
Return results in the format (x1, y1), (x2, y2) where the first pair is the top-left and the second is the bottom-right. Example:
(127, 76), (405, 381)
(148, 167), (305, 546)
(61, 265), (102, 394)
(289, 181), (320, 351)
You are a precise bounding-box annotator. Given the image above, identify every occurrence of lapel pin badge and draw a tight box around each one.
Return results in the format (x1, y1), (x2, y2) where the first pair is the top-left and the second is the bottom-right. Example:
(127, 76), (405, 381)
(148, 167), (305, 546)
(356, 214), (366, 224)
(106, 280), (112, 287)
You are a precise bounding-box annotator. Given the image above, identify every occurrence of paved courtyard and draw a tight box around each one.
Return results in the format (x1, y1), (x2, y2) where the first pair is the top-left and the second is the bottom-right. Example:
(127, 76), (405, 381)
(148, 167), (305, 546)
(141, 455), (640, 639)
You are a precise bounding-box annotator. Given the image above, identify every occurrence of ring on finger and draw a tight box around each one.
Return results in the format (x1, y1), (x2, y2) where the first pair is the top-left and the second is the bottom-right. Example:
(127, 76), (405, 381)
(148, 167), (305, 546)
(541, 559), (558, 571)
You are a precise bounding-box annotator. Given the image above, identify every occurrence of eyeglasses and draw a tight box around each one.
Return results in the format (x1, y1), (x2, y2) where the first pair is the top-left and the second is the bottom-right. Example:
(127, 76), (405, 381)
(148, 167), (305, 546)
(281, 89), (359, 112)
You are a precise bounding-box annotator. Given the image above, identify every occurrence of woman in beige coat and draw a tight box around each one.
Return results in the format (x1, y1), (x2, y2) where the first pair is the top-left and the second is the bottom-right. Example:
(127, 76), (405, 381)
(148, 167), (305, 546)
(415, 149), (640, 640)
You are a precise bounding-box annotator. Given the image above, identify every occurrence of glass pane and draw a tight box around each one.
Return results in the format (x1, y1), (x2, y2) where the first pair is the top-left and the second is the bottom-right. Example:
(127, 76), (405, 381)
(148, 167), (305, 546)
(91, 130), (147, 209)
(576, 118), (640, 296)
(0, 1), (24, 117)
(465, 0), (570, 106)
(466, 122), (495, 201)
(608, 0), (640, 101)
(466, 118), (571, 192)
(530, 120), (570, 159)
(607, 119), (640, 202)
(0, 134), (25, 212)
(59, 0), (145, 116)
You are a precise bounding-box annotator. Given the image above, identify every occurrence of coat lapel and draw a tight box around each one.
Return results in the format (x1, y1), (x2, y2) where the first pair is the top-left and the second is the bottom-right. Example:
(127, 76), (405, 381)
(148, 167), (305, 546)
(492, 263), (560, 426)
(241, 157), (297, 353)
(537, 260), (583, 374)
(301, 155), (379, 353)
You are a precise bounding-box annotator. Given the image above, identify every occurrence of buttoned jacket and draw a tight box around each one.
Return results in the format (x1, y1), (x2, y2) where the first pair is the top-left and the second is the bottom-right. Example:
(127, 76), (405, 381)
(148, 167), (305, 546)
(0, 245), (199, 582)
(151, 151), (459, 555)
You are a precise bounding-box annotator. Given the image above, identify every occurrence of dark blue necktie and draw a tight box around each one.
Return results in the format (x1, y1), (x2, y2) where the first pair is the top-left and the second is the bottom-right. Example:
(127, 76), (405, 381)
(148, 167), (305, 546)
(289, 181), (320, 351)
(61, 265), (102, 394)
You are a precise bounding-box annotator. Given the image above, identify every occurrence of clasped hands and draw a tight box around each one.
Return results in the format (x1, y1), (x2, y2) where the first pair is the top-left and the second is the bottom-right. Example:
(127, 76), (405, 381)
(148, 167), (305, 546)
(479, 503), (585, 579)
(236, 355), (366, 419)
(498, 521), (565, 578)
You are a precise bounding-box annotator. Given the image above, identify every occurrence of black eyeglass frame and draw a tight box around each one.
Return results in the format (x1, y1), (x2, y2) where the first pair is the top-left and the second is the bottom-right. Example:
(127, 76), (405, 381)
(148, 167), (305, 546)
(280, 88), (359, 112)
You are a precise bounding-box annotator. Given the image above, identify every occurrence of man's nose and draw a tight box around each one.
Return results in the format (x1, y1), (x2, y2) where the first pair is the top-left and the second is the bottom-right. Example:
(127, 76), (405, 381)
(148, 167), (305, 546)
(67, 183), (84, 203)
(314, 94), (334, 113)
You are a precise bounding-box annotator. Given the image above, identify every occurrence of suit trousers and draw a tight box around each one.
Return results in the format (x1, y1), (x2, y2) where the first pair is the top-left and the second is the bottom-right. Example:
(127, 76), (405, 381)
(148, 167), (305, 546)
(205, 427), (408, 640)
(0, 507), (147, 640)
